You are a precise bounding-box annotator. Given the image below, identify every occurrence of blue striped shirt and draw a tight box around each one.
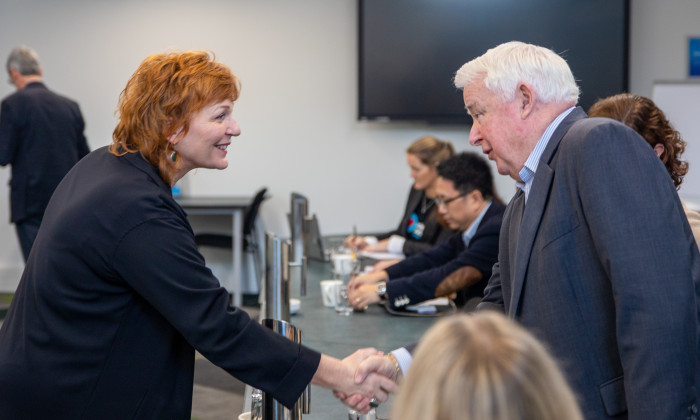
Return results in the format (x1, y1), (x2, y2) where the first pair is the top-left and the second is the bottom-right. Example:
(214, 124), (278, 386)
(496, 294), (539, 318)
(517, 107), (575, 202)
(462, 201), (492, 246)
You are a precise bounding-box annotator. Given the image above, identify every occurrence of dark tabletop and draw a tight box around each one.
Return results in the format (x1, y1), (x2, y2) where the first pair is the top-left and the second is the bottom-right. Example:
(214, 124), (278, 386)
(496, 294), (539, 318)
(288, 260), (436, 419)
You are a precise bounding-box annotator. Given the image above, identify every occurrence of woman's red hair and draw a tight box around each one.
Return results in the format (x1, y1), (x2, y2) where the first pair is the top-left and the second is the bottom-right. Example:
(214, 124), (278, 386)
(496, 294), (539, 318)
(110, 51), (240, 185)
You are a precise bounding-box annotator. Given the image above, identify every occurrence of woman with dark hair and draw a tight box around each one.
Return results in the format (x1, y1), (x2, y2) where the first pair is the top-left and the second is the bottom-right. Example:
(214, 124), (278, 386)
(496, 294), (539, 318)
(589, 93), (700, 244)
(0, 51), (392, 418)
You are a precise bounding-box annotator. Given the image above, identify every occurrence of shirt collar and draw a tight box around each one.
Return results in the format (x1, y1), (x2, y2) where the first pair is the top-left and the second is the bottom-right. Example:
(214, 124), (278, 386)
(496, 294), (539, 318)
(516, 107), (575, 201)
(463, 201), (492, 246)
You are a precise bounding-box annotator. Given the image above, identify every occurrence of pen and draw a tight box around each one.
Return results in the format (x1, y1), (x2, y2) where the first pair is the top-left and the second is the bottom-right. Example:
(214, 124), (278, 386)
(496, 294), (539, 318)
(351, 225), (357, 256)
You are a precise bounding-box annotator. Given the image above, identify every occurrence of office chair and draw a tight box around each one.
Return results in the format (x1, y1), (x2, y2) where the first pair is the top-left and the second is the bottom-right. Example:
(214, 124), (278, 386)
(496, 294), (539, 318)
(194, 187), (268, 295)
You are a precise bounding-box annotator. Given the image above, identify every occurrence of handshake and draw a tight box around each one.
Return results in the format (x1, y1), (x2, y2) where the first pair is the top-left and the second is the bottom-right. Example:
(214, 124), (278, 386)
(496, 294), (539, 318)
(327, 348), (403, 413)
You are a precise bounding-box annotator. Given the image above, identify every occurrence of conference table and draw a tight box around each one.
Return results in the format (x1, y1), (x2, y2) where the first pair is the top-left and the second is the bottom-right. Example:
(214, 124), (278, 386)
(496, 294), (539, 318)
(251, 259), (438, 419)
(176, 195), (251, 307)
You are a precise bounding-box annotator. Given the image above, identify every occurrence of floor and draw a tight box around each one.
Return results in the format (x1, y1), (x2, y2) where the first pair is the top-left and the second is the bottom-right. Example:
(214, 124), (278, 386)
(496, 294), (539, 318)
(191, 304), (259, 420)
(192, 352), (248, 420)
(0, 294), (257, 420)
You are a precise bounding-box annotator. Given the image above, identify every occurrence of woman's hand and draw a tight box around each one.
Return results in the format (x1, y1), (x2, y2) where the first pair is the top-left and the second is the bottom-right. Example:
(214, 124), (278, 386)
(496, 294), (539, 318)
(364, 238), (389, 252)
(344, 235), (369, 251)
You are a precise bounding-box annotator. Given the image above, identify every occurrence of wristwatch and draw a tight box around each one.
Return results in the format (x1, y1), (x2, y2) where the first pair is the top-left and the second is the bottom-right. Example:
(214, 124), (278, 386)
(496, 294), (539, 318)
(376, 281), (387, 298)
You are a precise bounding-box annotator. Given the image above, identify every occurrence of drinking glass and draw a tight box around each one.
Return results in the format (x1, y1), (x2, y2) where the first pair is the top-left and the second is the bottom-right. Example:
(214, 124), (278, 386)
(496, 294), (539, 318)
(335, 283), (353, 315)
(348, 408), (377, 420)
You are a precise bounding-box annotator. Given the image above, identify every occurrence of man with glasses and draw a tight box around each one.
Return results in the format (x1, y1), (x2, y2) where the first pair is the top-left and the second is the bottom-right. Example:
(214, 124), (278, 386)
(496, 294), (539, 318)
(347, 152), (504, 311)
(0, 46), (89, 261)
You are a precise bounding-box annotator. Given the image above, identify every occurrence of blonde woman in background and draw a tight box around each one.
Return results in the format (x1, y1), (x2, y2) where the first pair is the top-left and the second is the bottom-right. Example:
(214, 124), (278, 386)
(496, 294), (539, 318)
(346, 136), (456, 268)
(391, 312), (583, 420)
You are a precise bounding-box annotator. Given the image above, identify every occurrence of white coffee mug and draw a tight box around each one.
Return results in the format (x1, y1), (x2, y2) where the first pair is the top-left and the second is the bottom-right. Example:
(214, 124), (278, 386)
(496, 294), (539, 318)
(320, 279), (343, 307)
(332, 253), (356, 276)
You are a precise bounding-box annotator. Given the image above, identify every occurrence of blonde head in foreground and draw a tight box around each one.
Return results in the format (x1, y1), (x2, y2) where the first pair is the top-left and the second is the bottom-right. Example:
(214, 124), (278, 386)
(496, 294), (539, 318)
(392, 312), (583, 420)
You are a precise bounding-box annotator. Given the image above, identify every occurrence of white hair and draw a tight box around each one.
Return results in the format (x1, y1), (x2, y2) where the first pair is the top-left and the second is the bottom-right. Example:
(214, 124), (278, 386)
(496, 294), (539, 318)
(454, 41), (579, 105)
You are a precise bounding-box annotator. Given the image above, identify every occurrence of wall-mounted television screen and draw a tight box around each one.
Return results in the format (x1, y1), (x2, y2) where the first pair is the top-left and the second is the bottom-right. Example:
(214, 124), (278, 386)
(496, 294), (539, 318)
(358, 0), (629, 124)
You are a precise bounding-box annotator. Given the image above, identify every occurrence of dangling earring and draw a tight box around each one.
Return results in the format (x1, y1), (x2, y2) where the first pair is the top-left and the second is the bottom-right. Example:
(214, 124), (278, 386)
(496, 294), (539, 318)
(170, 151), (178, 162)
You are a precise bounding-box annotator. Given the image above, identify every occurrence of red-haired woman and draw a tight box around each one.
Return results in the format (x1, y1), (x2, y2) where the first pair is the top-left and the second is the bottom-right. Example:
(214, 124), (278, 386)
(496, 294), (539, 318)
(0, 51), (392, 418)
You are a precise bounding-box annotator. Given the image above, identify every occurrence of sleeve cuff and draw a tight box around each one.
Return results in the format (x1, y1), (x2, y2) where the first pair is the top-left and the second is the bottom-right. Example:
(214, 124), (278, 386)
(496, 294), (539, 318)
(390, 347), (412, 375)
(271, 344), (322, 409)
(387, 235), (406, 254)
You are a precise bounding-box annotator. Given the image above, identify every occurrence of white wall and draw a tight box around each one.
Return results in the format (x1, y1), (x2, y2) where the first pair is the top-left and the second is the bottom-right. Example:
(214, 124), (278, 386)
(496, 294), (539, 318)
(0, 0), (698, 291)
(628, 0), (700, 203)
(627, 0), (700, 97)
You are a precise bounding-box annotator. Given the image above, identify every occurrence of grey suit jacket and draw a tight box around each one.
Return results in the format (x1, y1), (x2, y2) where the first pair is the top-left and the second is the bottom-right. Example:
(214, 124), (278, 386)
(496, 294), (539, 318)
(479, 108), (700, 419)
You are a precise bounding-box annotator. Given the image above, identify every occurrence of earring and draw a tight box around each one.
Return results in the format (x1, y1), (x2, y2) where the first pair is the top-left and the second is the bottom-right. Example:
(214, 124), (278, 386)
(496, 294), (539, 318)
(170, 151), (178, 162)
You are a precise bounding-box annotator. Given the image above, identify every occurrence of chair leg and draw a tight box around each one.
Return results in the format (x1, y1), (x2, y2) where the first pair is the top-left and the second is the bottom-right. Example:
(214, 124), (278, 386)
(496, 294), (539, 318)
(245, 250), (260, 295)
(248, 224), (265, 292)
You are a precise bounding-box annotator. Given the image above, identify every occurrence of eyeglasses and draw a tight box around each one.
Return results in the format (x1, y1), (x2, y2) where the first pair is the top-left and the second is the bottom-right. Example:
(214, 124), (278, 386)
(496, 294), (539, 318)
(435, 193), (467, 207)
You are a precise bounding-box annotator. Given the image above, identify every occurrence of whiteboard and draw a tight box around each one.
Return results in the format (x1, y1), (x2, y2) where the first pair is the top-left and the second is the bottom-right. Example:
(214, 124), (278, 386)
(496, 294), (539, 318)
(652, 82), (700, 203)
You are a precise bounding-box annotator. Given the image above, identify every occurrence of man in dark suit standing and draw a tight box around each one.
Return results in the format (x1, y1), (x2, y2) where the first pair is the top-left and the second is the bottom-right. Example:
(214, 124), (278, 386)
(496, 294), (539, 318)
(352, 41), (700, 419)
(0, 46), (89, 261)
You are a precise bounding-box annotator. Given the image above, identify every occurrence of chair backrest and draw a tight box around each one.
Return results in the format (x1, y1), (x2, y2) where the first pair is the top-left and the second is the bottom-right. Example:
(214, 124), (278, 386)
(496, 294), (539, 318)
(243, 187), (268, 237)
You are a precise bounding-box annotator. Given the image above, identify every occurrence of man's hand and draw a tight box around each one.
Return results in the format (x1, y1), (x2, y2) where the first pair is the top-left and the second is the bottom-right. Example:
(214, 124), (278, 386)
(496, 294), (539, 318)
(348, 270), (388, 291)
(347, 284), (381, 310)
(434, 265), (482, 297)
(354, 354), (401, 383)
(370, 259), (401, 273)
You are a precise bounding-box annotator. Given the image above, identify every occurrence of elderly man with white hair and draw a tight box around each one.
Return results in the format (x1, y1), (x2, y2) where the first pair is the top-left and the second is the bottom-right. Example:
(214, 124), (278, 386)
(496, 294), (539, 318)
(350, 41), (700, 420)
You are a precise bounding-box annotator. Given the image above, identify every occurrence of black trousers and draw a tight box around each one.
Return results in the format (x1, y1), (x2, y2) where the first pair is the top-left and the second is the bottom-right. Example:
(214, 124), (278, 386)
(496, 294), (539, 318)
(15, 216), (42, 262)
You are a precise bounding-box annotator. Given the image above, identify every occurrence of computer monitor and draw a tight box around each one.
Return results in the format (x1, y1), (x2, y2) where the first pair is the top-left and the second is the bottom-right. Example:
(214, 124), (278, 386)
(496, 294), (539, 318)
(303, 214), (326, 262)
(287, 192), (327, 262)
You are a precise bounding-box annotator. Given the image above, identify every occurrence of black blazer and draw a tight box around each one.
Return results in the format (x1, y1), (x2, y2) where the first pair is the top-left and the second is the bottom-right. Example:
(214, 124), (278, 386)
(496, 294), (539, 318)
(0, 82), (89, 223)
(377, 185), (454, 256)
(0, 147), (320, 419)
(385, 202), (504, 309)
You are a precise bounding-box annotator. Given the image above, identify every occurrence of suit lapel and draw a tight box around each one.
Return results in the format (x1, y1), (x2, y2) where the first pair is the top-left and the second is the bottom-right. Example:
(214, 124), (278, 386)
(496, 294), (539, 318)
(406, 187), (422, 213)
(507, 107), (587, 316)
(508, 165), (554, 315)
(469, 200), (502, 245)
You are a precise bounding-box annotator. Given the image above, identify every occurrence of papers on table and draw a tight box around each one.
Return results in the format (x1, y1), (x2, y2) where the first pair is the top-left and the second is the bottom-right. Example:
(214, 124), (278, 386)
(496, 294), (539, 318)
(357, 251), (405, 261)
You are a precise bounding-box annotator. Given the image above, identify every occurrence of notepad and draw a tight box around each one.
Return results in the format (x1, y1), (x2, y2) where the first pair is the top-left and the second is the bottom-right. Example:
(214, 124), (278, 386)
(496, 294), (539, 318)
(357, 251), (405, 260)
(406, 298), (450, 314)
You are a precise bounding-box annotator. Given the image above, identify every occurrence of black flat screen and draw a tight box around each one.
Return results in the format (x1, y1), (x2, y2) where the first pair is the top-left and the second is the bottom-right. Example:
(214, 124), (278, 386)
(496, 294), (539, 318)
(359, 0), (629, 124)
